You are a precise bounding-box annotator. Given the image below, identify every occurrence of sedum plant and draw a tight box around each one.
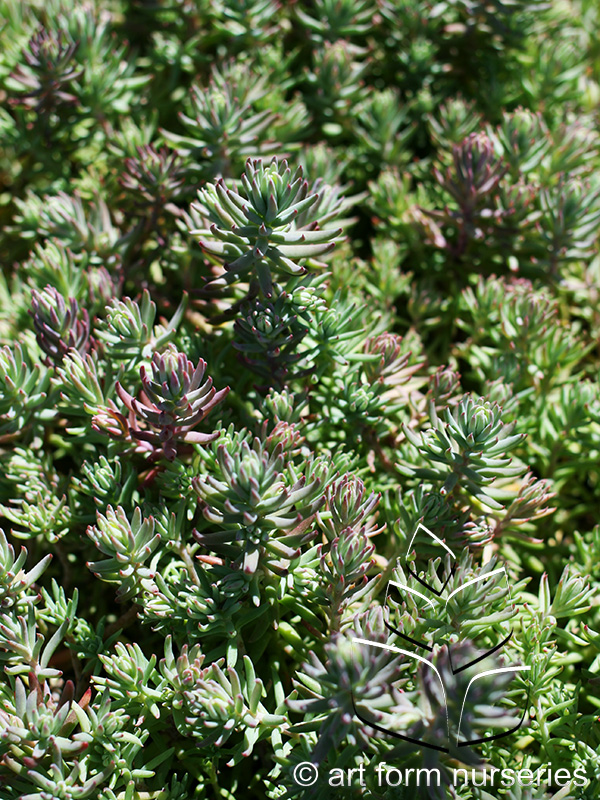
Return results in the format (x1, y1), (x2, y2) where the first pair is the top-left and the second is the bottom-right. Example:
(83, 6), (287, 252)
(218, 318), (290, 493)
(188, 156), (344, 299)
(1, 1), (600, 799)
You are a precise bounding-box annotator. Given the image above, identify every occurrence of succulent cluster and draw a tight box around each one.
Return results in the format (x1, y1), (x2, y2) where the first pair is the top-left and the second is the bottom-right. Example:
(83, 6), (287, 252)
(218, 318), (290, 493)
(1, 1), (600, 799)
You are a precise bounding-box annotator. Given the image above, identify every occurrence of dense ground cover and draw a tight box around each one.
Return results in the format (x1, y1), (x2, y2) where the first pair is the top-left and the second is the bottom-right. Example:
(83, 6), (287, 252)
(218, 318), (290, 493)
(1, 1), (600, 798)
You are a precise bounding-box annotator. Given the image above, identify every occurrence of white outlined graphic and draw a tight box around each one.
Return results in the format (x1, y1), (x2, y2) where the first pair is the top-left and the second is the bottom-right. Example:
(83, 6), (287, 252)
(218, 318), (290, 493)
(351, 523), (531, 752)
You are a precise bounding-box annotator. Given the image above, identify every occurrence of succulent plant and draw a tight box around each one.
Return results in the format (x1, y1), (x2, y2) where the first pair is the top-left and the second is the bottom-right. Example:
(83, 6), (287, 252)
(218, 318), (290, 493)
(7, 30), (82, 116)
(114, 345), (229, 461)
(1, 1), (600, 798)
(29, 285), (90, 364)
(193, 434), (324, 580)
(188, 156), (343, 298)
(161, 63), (281, 180)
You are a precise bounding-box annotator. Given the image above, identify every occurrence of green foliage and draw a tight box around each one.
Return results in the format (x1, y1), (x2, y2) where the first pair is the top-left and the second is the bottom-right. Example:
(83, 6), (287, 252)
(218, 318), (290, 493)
(0, 1), (599, 799)
(188, 156), (343, 298)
